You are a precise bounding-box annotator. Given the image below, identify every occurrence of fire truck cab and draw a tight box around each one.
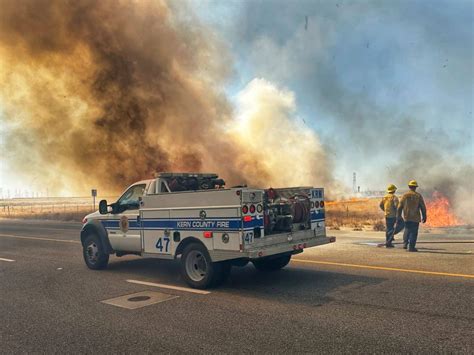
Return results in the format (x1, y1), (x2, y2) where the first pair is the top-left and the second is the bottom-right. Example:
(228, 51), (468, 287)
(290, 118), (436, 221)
(80, 173), (335, 289)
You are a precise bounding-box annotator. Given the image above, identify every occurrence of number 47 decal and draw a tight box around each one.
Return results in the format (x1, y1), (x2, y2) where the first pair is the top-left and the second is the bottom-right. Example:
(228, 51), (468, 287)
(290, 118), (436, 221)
(155, 237), (170, 253)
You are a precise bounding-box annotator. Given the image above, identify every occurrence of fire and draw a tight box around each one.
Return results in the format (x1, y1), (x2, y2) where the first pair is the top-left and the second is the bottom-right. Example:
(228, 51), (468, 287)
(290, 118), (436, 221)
(425, 191), (462, 227)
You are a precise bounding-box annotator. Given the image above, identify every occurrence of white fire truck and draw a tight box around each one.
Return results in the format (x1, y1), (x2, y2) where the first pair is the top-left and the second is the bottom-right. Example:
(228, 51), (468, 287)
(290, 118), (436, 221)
(80, 173), (335, 289)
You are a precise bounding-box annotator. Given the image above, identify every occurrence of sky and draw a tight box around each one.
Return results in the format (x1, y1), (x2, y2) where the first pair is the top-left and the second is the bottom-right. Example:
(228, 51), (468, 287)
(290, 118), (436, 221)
(0, 0), (472, 198)
(190, 0), (473, 190)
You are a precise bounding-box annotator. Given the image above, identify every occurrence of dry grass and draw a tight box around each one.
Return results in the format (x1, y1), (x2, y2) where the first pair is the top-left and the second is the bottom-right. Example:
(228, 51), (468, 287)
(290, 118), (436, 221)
(326, 198), (385, 230)
(1, 196), (387, 229)
(0, 197), (115, 222)
(372, 220), (386, 231)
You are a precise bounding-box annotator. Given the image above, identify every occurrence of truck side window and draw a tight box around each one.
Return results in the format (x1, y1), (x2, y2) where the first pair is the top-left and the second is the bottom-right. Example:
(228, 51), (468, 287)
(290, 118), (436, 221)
(161, 182), (169, 193)
(117, 184), (146, 211)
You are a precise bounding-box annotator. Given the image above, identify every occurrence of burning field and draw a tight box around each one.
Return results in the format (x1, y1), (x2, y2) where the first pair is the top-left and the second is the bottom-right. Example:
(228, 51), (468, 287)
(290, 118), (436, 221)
(1, 191), (468, 230)
(425, 192), (463, 228)
(326, 191), (470, 231)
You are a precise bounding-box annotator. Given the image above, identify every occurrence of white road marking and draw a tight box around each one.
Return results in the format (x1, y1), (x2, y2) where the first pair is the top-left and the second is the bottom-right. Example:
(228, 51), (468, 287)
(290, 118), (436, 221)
(0, 234), (80, 244)
(0, 257), (15, 262)
(126, 279), (211, 295)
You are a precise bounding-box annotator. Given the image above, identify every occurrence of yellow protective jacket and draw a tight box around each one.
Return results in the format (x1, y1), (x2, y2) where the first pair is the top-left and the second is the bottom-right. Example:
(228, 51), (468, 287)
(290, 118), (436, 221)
(379, 193), (399, 218)
(397, 190), (427, 223)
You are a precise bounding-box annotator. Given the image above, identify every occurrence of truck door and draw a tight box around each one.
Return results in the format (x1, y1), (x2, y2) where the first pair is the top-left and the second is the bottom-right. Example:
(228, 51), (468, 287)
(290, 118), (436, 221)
(106, 184), (146, 252)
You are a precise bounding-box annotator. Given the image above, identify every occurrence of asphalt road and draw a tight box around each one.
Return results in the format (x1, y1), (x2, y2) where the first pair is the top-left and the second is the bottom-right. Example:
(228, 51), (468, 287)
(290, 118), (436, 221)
(1, 219), (473, 354)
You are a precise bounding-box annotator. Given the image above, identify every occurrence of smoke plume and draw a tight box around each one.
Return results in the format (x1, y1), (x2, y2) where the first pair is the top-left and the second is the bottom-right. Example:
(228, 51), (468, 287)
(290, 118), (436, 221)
(0, 0), (335, 195)
(233, 0), (473, 223)
(228, 78), (335, 189)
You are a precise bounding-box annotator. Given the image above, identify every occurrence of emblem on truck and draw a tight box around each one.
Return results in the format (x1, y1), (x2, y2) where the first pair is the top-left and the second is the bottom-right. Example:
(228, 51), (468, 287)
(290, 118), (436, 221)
(199, 210), (207, 220)
(120, 216), (129, 233)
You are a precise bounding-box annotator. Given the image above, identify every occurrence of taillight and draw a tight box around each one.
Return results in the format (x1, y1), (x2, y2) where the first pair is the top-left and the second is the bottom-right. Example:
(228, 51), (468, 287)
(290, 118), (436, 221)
(242, 205), (249, 214)
(203, 231), (213, 238)
(314, 201), (320, 208)
(82, 217), (88, 224)
(249, 204), (256, 213)
(320, 201), (325, 208)
(256, 204), (263, 213)
(243, 215), (252, 222)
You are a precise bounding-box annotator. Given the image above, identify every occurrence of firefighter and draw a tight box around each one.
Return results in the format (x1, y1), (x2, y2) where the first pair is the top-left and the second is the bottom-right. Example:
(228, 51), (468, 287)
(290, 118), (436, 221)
(397, 180), (427, 252)
(379, 184), (398, 248)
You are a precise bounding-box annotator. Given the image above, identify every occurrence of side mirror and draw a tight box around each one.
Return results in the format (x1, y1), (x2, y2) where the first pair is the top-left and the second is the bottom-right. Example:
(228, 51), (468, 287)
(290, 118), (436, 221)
(99, 200), (108, 215)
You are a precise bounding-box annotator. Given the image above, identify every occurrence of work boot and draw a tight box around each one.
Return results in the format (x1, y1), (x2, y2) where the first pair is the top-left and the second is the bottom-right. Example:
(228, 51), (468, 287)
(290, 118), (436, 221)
(403, 244), (408, 249)
(408, 248), (418, 252)
(386, 244), (395, 248)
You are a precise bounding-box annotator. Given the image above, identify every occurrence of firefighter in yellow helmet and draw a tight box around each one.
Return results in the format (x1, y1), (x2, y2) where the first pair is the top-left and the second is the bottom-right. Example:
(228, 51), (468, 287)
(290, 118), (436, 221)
(379, 184), (399, 248)
(397, 180), (427, 252)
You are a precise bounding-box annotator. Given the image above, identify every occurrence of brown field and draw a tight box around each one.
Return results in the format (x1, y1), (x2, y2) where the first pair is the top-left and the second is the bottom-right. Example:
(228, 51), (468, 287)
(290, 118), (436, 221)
(0, 197), (117, 222)
(325, 198), (385, 231)
(1, 196), (385, 230)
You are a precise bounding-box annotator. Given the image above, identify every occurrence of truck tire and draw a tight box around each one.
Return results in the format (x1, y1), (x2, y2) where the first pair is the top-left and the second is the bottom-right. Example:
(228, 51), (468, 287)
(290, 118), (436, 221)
(83, 234), (109, 270)
(180, 243), (229, 289)
(253, 254), (291, 272)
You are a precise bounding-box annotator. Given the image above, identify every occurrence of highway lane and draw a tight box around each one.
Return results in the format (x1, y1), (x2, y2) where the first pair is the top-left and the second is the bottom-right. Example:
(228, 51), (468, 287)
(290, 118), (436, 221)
(1, 219), (473, 353)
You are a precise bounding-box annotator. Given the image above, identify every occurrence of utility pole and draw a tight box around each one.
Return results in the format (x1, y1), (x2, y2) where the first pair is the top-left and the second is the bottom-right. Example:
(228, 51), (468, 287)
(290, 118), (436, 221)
(353, 172), (357, 194)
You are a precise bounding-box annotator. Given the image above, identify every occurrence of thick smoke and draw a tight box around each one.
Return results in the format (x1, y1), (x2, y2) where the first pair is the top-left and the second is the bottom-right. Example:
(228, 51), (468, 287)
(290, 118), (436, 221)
(228, 78), (336, 189)
(0, 0), (336, 195)
(232, 0), (473, 222)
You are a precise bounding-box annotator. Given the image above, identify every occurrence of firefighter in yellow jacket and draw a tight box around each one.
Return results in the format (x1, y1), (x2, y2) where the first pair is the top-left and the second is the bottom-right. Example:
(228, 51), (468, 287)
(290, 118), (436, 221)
(397, 180), (427, 252)
(380, 184), (399, 248)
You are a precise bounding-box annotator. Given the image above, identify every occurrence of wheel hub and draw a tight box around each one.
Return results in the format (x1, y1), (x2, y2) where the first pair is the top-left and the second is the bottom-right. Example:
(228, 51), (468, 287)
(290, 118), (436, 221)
(185, 250), (208, 282)
(86, 242), (99, 264)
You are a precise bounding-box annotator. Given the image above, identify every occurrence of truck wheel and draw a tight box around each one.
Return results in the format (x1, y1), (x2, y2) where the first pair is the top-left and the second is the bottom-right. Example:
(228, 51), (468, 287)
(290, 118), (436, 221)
(253, 254), (291, 272)
(83, 234), (109, 270)
(180, 243), (228, 289)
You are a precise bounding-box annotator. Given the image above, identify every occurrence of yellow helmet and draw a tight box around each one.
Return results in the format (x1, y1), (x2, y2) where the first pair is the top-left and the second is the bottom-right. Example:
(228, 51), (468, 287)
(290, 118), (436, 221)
(408, 180), (418, 187)
(387, 184), (397, 193)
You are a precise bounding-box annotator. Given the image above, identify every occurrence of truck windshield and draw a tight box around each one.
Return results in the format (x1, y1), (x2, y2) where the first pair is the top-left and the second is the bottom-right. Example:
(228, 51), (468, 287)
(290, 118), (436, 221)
(117, 184), (146, 210)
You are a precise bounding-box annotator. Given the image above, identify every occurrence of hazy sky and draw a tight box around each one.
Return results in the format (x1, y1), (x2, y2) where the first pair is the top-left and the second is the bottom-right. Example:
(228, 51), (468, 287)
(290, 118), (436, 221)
(190, 0), (473, 190)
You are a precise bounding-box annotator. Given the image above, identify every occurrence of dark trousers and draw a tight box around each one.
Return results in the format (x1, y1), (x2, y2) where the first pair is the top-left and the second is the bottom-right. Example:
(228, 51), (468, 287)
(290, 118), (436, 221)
(403, 221), (420, 249)
(385, 218), (396, 245)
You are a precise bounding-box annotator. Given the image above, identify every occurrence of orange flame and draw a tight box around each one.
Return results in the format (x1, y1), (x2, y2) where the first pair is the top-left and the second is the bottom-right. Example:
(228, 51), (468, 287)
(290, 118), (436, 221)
(425, 191), (462, 227)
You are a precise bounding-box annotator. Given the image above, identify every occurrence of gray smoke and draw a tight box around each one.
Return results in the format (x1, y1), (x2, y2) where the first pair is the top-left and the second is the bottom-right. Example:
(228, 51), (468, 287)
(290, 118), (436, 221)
(229, 0), (473, 222)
